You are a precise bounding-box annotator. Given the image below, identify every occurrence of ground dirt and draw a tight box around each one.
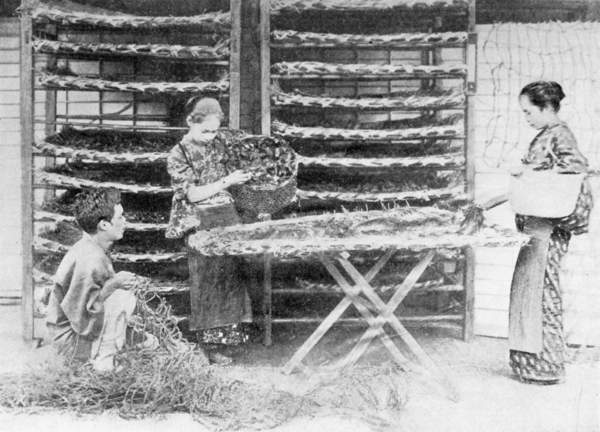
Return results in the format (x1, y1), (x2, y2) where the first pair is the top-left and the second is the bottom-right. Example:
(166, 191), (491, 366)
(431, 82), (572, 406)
(0, 305), (598, 432)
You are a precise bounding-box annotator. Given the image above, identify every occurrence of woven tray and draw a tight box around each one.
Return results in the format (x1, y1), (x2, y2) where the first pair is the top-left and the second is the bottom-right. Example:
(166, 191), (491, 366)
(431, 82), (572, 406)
(298, 152), (464, 170)
(188, 207), (527, 258)
(34, 140), (168, 164)
(273, 120), (462, 141)
(36, 170), (173, 195)
(35, 210), (167, 232)
(27, 0), (231, 32)
(271, 0), (469, 13)
(271, 30), (467, 48)
(33, 39), (229, 61)
(297, 185), (464, 203)
(271, 61), (467, 79)
(38, 73), (229, 95)
(272, 89), (465, 111)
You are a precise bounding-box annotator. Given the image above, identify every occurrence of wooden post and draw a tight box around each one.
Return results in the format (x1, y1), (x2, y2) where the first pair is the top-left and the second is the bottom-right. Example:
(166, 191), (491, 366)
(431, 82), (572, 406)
(20, 0), (35, 341)
(228, 0), (241, 129)
(43, 28), (57, 203)
(463, 0), (477, 342)
(259, 0), (270, 135)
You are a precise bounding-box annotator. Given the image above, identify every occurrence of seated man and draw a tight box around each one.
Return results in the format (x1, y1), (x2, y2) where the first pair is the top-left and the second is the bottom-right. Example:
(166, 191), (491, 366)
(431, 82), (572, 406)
(45, 188), (151, 372)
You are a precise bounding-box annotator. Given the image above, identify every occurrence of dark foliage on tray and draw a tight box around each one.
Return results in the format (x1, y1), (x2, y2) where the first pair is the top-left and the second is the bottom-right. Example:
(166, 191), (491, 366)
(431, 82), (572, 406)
(293, 140), (462, 158)
(42, 191), (171, 224)
(298, 169), (461, 193)
(46, 162), (171, 186)
(46, 126), (183, 154)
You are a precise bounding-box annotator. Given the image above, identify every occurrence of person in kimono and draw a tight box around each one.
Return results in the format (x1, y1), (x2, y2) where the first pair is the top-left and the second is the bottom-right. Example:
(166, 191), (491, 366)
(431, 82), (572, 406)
(474, 81), (593, 384)
(165, 97), (254, 360)
(46, 189), (157, 372)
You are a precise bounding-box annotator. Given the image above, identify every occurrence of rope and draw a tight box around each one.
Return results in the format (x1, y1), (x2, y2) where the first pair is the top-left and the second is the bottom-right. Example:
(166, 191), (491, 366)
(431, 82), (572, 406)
(298, 153), (464, 169)
(296, 186), (464, 202)
(271, 30), (467, 48)
(271, 0), (468, 13)
(272, 90), (465, 110)
(36, 170), (173, 195)
(271, 61), (467, 79)
(38, 73), (229, 95)
(30, 1), (231, 32)
(34, 141), (168, 165)
(272, 120), (462, 141)
(33, 39), (229, 61)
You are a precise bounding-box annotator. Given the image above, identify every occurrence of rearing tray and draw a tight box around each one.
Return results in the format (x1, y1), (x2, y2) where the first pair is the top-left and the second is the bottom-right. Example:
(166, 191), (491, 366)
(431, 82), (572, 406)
(188, 207), (528, 258)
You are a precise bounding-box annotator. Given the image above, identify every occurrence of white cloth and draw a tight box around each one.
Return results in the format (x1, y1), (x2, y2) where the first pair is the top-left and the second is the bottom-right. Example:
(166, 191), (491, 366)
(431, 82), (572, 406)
(90, 289), (137, 372)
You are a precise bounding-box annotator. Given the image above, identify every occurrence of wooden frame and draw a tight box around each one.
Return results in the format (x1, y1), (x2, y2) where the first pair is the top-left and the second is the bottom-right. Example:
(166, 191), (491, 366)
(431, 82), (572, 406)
(20, 0), (35, 341)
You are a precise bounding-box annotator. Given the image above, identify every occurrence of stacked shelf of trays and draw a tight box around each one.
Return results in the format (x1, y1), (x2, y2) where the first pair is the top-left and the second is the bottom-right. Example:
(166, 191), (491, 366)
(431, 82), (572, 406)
(25, 0), (234, 336)
(267, 0), (476, 339)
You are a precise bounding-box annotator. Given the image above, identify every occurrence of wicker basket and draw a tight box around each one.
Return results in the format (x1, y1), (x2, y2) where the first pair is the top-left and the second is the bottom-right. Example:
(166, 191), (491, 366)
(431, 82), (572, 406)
(230, 176), (297, 217)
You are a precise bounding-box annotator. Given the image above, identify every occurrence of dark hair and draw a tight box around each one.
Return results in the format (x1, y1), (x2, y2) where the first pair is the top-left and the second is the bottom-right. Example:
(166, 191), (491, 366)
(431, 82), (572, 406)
(519, 81), (565, 112)
(73, 189), (121, 234)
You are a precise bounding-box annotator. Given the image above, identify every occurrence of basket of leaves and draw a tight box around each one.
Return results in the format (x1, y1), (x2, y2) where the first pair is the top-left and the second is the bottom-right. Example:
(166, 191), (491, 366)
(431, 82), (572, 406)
(219, 133), (298, 218)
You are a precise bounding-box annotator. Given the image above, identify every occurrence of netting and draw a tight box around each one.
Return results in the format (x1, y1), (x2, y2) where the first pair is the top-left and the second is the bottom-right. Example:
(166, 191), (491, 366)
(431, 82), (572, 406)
(477, 22), (600, 171)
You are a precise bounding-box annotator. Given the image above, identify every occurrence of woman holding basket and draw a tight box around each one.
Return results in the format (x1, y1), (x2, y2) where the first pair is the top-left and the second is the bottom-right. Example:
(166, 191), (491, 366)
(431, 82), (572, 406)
(165, 98), (254, 358)
(472, 81), (593, 384)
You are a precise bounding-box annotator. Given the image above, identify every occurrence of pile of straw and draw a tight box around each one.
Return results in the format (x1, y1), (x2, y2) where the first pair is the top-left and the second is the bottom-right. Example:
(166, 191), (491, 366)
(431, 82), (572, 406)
(0, 279), (408, 429)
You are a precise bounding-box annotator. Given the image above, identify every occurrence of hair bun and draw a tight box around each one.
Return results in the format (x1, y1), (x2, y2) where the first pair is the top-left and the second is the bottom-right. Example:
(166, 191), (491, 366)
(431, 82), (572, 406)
(549, 81), (565, 101)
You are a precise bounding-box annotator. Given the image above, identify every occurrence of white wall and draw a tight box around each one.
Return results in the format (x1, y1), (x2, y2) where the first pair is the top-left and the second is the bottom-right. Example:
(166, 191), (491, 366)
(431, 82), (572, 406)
(473, 22), (600, 345)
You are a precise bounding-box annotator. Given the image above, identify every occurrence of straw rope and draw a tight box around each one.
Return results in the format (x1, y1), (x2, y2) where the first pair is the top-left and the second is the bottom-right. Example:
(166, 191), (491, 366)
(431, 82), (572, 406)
(34, 141), (168, 164)
(35, 170), (173, 195)
(297, 186), (464, 203)
(271, 61), (466, 79)
(272, 120), (462, 141)
(38, 73), (229, 95)
(29, 1), (231, 32)
(34, 210), (168, 232)
(272, 90), (465, 110)
(271, 0), (468, 13)
(271, 30), (467, 48)
(34, 236), (186, 263)
(298, 152), (464, 169)
(33, 39), (229, 61)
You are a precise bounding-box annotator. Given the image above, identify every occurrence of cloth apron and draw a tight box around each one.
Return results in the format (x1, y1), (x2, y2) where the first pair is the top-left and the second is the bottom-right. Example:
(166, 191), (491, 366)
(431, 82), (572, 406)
(508, 217), (553, 353)
(187, 202), (253, 331)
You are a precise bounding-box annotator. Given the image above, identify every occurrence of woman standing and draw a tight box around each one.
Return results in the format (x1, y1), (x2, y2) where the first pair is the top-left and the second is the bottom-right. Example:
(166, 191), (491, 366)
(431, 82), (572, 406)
(476, 81), (593, 384)
(166, 97), (254, 357)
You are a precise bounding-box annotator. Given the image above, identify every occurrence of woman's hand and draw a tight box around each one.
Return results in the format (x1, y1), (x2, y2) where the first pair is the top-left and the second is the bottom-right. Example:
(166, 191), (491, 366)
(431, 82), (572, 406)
(223, 170), (253, 187)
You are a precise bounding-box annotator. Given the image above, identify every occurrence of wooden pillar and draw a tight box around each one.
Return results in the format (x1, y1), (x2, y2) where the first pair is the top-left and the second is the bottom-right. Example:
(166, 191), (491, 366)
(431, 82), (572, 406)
(20, 0), (35, 341)
(259, 0), (270, 136)
(228, 0), (241, 129)
(463, 0), (477, 342)
(238, 0), (269, 134)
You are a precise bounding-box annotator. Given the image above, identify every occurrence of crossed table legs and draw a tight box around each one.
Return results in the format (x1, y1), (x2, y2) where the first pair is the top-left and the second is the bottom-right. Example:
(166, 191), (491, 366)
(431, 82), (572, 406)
(280, 248), (458, 400)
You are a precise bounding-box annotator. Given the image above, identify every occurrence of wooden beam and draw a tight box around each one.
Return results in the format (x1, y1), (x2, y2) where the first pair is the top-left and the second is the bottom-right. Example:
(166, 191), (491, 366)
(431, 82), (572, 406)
(228, 0), (241, 129)
(462, 0), (477, 343)
(20, 0), (35, 341)
(259, 0), (270, 135)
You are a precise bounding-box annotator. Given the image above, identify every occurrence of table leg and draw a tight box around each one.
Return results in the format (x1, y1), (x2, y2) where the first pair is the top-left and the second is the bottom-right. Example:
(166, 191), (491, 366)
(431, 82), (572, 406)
(281, 250), (399, 374)
(337, 251), (435, 368)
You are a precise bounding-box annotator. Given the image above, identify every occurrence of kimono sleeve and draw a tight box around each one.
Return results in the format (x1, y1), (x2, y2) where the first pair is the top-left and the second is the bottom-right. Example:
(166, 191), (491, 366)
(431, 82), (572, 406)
(167, 139), (201, 200)
(55, 252), (112, 338)
(550, 127), (589, 173)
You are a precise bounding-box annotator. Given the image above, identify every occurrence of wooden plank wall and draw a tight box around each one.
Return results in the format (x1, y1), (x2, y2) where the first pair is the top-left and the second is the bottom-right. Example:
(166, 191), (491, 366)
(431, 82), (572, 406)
(473, 22), (600, 345)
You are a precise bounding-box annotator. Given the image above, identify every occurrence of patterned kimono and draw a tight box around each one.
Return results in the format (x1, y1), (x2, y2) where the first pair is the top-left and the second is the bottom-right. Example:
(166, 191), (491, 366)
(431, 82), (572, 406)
(166, 129), (253, 345)
(509, 122), (593, 383)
